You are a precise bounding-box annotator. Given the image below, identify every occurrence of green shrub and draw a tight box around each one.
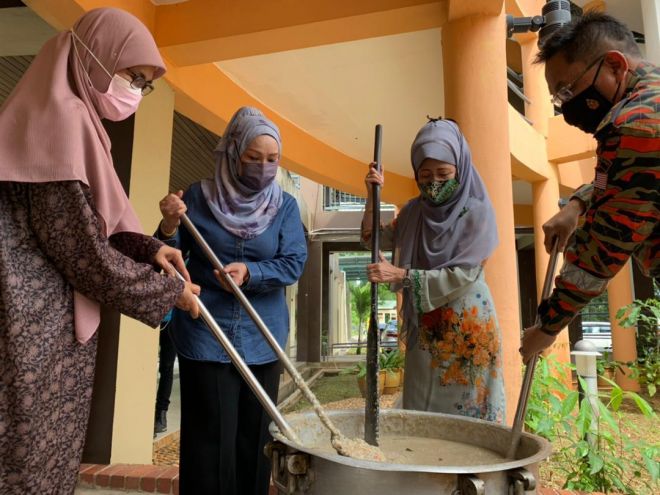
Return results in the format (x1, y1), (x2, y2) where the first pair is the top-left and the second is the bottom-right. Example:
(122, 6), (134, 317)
(617, 297), (660, 397)
(526, 356), (658, 494)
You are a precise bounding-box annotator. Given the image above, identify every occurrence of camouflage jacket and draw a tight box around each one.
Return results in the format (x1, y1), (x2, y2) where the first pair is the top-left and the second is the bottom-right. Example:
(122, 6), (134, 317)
(539, 62), (660, 334)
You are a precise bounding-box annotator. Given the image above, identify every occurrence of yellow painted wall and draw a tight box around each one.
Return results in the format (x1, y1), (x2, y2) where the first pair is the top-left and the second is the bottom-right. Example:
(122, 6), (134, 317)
(111, 79), (175, 463)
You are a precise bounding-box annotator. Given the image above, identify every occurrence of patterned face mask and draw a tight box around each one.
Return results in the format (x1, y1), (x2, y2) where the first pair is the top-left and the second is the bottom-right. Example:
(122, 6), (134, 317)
(419, 179), (459, 205)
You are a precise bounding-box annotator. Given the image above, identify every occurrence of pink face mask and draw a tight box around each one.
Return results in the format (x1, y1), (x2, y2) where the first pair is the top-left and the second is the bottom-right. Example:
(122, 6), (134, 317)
(93, 75), (142, 121)
(71, 30), (143, 121)
(238, 161), (279, 190)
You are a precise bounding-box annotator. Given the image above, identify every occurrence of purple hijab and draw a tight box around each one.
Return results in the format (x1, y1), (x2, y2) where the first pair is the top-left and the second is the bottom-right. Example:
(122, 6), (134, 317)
(396, 119), (498, 272)
(201, 107), (283, 239)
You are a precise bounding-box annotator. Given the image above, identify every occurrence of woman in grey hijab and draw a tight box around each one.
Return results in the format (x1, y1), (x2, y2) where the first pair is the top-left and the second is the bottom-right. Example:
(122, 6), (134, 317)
(362, 118), (505, 423)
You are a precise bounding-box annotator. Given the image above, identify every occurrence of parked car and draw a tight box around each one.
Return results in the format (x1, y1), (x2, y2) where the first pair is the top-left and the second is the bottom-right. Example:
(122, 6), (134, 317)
(380, 319), (398, 351)
(581, 321), (612, 353)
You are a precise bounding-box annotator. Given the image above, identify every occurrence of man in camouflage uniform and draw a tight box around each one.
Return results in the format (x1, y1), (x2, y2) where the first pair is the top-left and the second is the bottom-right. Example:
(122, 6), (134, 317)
(521, 12), (659, 362)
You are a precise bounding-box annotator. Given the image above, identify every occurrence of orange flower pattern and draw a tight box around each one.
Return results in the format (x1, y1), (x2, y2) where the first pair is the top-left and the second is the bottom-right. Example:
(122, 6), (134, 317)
(419, 305), (500, 386)
(414, 287), (504, 422)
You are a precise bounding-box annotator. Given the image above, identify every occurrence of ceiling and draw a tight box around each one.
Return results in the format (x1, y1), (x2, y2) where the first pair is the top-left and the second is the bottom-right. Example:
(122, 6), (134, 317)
(0, 1), (650, 205)
(573, 0), (646, 37)
(217, 28), (444, 178)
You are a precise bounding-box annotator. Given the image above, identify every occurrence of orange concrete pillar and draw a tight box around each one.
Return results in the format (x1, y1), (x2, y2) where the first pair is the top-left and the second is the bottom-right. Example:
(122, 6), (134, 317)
(442, 9), (521, 424)
(531, 179), (571, 366)
(607, 262), (639, 391)
(520, 38), (553, 137)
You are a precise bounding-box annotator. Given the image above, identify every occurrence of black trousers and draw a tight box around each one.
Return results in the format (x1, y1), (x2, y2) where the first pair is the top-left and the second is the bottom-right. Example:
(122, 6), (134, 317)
(178, 356), (281, 495)
(155, 326), (177, 412)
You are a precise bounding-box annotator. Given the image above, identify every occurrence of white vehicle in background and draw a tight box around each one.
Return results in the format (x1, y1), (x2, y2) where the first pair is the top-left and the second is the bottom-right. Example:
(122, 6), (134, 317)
(581, 321), (612, 354)
(380, 319), (398, 351)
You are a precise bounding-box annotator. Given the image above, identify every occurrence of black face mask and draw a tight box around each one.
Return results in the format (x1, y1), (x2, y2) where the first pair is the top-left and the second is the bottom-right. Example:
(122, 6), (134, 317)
(561, 60), (620, 134)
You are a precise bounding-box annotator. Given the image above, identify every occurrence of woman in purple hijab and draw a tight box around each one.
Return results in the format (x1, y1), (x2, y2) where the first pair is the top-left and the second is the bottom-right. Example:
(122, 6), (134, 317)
(157, 106), (307, 495)
(362, 118), (505, 423)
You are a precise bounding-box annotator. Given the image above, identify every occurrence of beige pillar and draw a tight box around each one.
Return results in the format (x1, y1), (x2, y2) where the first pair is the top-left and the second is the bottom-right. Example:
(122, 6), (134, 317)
(642, 0), (660, 64)
(520, 37), (554, 137)
(111, 79), (176, 463)
(531, 179), (571, 365)
(443, 9), (522, 424)
(607, 262), (639, 391)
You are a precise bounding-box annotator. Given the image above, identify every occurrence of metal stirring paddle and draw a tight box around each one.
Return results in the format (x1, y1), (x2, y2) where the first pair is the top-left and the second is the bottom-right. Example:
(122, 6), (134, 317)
(173, 270), (299, 443)
(506, 241), (560, 459)
(179, 214), (384, 460)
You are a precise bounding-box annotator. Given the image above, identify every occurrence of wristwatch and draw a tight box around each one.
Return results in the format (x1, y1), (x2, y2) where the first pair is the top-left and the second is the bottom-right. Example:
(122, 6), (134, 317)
(401, 269), (412, 289)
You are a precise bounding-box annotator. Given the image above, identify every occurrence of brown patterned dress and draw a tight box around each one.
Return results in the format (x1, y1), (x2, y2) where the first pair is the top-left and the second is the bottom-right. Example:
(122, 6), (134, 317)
(0, 181), (183, 495)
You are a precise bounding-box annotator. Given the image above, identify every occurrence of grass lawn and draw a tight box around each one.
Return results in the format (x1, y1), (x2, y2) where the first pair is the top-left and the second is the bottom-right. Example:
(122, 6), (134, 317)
(282, 373), (361, 413)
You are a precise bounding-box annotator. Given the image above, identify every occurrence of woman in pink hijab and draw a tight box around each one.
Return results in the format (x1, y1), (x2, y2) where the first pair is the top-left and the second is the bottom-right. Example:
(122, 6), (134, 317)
(0, 8), (198, 493)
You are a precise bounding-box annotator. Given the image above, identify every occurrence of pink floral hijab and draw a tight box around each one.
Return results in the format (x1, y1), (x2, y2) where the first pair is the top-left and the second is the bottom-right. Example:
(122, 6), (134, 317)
(0, 8), (166, 343)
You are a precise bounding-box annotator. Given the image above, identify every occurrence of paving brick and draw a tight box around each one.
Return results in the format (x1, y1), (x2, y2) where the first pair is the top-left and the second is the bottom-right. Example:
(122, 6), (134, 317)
(109, 469), (127, 489)
(172, 474), (179, 495)
(156, 466), (179, 494)
(78, 463), (107, 486)
(78, 463), (95, 474)
(124, 465), (160, 490)
(139, 465), (169, 493)
(94, 464), (129, 488)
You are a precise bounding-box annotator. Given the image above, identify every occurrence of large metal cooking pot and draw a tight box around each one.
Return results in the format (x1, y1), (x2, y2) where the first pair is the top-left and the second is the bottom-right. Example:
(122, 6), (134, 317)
(267, 409), (552, 495)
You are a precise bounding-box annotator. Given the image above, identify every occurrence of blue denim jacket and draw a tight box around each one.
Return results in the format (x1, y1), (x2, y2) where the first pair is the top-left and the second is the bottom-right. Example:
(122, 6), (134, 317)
(162, 182), (307, 364)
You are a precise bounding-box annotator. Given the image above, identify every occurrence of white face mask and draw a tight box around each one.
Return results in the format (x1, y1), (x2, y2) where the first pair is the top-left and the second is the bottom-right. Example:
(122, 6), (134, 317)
(71, 30), (143, 121)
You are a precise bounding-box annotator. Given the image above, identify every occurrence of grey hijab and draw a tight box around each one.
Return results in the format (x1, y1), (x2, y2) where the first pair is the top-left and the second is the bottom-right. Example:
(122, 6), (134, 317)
(395, 119), (498, 338)
(201, 106), (283, 239)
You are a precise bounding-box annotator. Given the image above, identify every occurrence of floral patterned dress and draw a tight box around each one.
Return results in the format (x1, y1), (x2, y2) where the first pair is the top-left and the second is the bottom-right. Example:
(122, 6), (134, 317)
(402, 270), (505, 423)
(0, 181), (182, 495)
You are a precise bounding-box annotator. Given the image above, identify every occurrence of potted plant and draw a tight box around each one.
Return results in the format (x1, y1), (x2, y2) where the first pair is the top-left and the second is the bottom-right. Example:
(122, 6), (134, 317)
(596, 352), (619, 388)
(380, 349), (405, 395)
(626, 353), (659, 397)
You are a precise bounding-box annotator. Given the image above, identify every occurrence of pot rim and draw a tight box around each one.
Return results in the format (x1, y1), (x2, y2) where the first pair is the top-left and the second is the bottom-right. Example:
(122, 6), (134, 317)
(271, 409), (552, 474)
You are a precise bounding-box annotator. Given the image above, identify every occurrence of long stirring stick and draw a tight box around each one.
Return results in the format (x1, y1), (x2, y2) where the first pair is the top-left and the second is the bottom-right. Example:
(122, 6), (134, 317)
(179, 214), (372, 457)
(506, 241), (559, 459)
(365, 124), (383, 446)
(173, 270), (299, 443)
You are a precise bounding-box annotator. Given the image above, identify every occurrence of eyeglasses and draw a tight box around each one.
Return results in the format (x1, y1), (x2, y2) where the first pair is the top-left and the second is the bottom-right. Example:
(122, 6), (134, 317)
(127, 70), (154, 96)
(551, 55), (604, 108)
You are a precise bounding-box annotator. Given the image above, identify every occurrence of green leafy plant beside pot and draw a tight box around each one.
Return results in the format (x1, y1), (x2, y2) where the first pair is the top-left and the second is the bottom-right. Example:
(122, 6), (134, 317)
(626, 354), (660, 398)
(617, 296), (660, 397)
(526, 356), (658, 494)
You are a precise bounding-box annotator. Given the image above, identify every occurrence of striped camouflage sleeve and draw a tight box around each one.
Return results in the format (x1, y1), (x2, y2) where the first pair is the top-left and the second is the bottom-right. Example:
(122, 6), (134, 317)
(570, 183), (594, 211)
(538, 123), (660, 334)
